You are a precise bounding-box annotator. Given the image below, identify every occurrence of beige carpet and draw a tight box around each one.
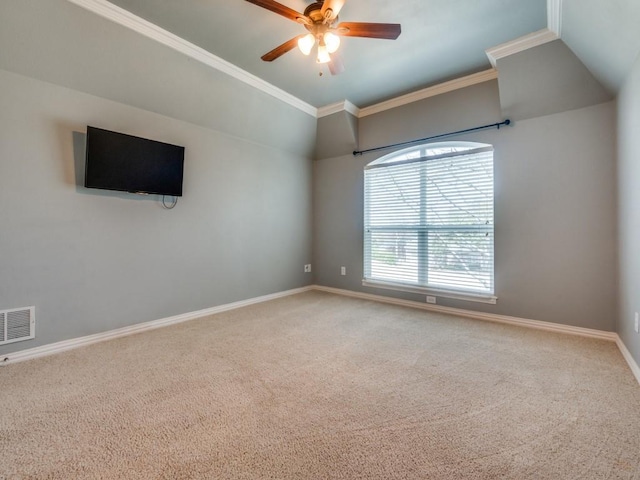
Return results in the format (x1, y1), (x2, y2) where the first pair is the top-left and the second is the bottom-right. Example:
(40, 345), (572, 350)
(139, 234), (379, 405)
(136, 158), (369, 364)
(1, 291), (639, 479)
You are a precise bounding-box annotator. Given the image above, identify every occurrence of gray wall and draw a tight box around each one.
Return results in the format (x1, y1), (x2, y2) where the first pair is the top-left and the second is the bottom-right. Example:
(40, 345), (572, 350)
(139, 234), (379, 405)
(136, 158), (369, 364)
(0, 0), (314, 355)
(496, 40), (612, 121)
(0, 0), (315, 158)
(617, 53), (640, 364)
(0, 0), (627, 357)
(315, 111), (358, 160)
(314, 82), (617, 331)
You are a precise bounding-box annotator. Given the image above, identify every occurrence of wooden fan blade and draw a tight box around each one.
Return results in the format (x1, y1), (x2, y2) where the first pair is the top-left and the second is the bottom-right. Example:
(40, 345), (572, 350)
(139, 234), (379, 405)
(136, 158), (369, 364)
(328, 52), (345, 75)
(261, 35), (303, 62)
(336, 22), (401, 39)
(321, 0), (346, 22)
(245, 0), (310, 24)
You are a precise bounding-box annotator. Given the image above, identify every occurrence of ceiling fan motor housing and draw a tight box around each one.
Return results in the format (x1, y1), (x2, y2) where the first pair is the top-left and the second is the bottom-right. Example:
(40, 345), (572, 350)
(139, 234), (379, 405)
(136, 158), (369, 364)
(303, 1), (338, 40)
(304, 2), (334, 24)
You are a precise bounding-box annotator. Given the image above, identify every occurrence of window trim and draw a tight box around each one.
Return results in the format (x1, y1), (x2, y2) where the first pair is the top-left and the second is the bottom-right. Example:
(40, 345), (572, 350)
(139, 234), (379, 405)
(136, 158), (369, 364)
(362, 279), (498, 304)
(363, 141), (496, 303)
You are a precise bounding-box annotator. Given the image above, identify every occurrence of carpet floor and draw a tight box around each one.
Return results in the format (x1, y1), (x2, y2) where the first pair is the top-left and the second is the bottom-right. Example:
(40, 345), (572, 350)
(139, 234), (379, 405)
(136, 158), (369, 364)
(1, 291), (639, 479)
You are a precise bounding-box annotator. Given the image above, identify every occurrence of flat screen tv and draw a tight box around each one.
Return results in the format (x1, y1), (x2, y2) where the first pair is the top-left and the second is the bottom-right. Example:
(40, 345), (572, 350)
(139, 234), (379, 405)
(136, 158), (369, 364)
(84, 126), (185, 196)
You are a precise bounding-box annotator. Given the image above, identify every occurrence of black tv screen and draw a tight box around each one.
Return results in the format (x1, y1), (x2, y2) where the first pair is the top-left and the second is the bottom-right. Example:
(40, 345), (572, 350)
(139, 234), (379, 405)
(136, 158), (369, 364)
(85, 126), (185, 196)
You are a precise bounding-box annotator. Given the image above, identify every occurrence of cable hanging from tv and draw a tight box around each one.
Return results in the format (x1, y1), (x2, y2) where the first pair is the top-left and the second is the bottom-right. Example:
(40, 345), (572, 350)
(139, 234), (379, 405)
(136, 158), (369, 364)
(352, 119), (511, 156)
(162, 196), (178, 209)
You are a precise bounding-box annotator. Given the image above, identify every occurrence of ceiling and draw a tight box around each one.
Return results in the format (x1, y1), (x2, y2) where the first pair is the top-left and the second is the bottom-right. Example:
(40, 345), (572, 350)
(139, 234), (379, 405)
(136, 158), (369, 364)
(95, 0), (640, 108)
(105, 0), (548, 109)
(561, 0), (640, 93)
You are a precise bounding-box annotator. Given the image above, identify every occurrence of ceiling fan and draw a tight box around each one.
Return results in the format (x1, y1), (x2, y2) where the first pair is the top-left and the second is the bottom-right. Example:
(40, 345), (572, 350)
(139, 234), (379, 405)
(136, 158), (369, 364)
(245, 0), (401, 75)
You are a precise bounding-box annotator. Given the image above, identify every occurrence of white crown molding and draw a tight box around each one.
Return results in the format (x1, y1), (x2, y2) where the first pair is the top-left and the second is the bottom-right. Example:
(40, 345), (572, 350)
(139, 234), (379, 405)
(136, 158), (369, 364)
(321, 0), (565, 119)
(317, 100), (361, 118)
(65, 0), (567, 121)
(547, 0), (564, 37)
(358, 69), (499, 118)
(65, 0), (318, 117)
(485, 28), (559, 68)
(318, 70), (498, 119)
(1, 286), (313, 365)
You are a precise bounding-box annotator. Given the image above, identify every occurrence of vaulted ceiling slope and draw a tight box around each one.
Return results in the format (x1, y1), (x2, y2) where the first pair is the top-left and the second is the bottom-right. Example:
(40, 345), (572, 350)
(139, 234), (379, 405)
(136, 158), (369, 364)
(561, 0), (640, 94)
(70, 0), (640, 115)
(4, 0), (639, 119)
(102, 0), (548, 108)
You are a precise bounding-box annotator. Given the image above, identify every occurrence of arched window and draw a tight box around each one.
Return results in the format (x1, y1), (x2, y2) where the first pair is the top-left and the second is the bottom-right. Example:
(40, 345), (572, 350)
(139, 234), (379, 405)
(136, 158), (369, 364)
(363, 141), (495, 302)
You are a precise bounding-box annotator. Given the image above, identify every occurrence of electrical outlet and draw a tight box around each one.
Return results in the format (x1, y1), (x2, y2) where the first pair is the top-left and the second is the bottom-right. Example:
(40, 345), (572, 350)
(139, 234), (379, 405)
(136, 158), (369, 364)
(340, 266), (346, 276)
(426, 296), (436, 304)
(635, 312), (639, 333)
(304, 264), (311, 273)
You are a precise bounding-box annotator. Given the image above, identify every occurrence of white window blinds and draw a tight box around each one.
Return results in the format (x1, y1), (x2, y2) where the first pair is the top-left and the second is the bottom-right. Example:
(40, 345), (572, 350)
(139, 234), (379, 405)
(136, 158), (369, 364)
(364, 143), (494, 297)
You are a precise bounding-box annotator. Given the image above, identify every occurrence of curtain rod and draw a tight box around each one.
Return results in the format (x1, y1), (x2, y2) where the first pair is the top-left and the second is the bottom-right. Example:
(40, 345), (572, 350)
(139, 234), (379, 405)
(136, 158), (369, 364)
(352, 119), (511, 156)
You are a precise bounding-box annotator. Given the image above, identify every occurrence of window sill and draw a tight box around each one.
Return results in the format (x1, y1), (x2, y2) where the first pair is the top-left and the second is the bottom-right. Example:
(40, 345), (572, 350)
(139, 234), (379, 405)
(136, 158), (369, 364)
(362, 280), (497, 305)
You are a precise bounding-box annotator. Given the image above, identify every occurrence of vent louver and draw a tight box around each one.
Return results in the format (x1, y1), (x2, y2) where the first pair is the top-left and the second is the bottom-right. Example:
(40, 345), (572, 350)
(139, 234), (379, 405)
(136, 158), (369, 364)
(0, 307), (35, 345)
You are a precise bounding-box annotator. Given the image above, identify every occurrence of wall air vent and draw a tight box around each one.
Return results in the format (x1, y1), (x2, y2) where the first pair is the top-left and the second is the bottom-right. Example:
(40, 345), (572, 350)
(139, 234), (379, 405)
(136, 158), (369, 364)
(0, 307), (35, 346)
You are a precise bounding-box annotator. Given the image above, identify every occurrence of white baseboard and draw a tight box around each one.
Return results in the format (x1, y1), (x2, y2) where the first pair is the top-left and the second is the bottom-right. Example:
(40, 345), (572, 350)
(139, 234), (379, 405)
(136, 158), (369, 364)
(615, 336), (640, 385)
(311, 285), (640, 385)
(0, 286), (313, 366)
(3, 284), (639, 387)
(312, 285), (616, 340)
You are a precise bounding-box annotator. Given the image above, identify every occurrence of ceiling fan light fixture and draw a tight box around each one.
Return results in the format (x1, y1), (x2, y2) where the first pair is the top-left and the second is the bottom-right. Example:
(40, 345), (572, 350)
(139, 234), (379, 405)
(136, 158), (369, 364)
(298, 33), (315, 55)
(324, 32), (340, 53)
(316, 43), (331, 64)
(246, 0), (402, 74)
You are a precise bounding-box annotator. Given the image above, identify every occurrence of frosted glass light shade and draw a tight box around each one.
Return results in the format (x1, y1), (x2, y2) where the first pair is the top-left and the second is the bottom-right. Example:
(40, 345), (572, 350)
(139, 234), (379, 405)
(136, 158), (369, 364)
(316, 44), (331, 63)
(324, 32), (340, 54)
(298, 34), (315, 55)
